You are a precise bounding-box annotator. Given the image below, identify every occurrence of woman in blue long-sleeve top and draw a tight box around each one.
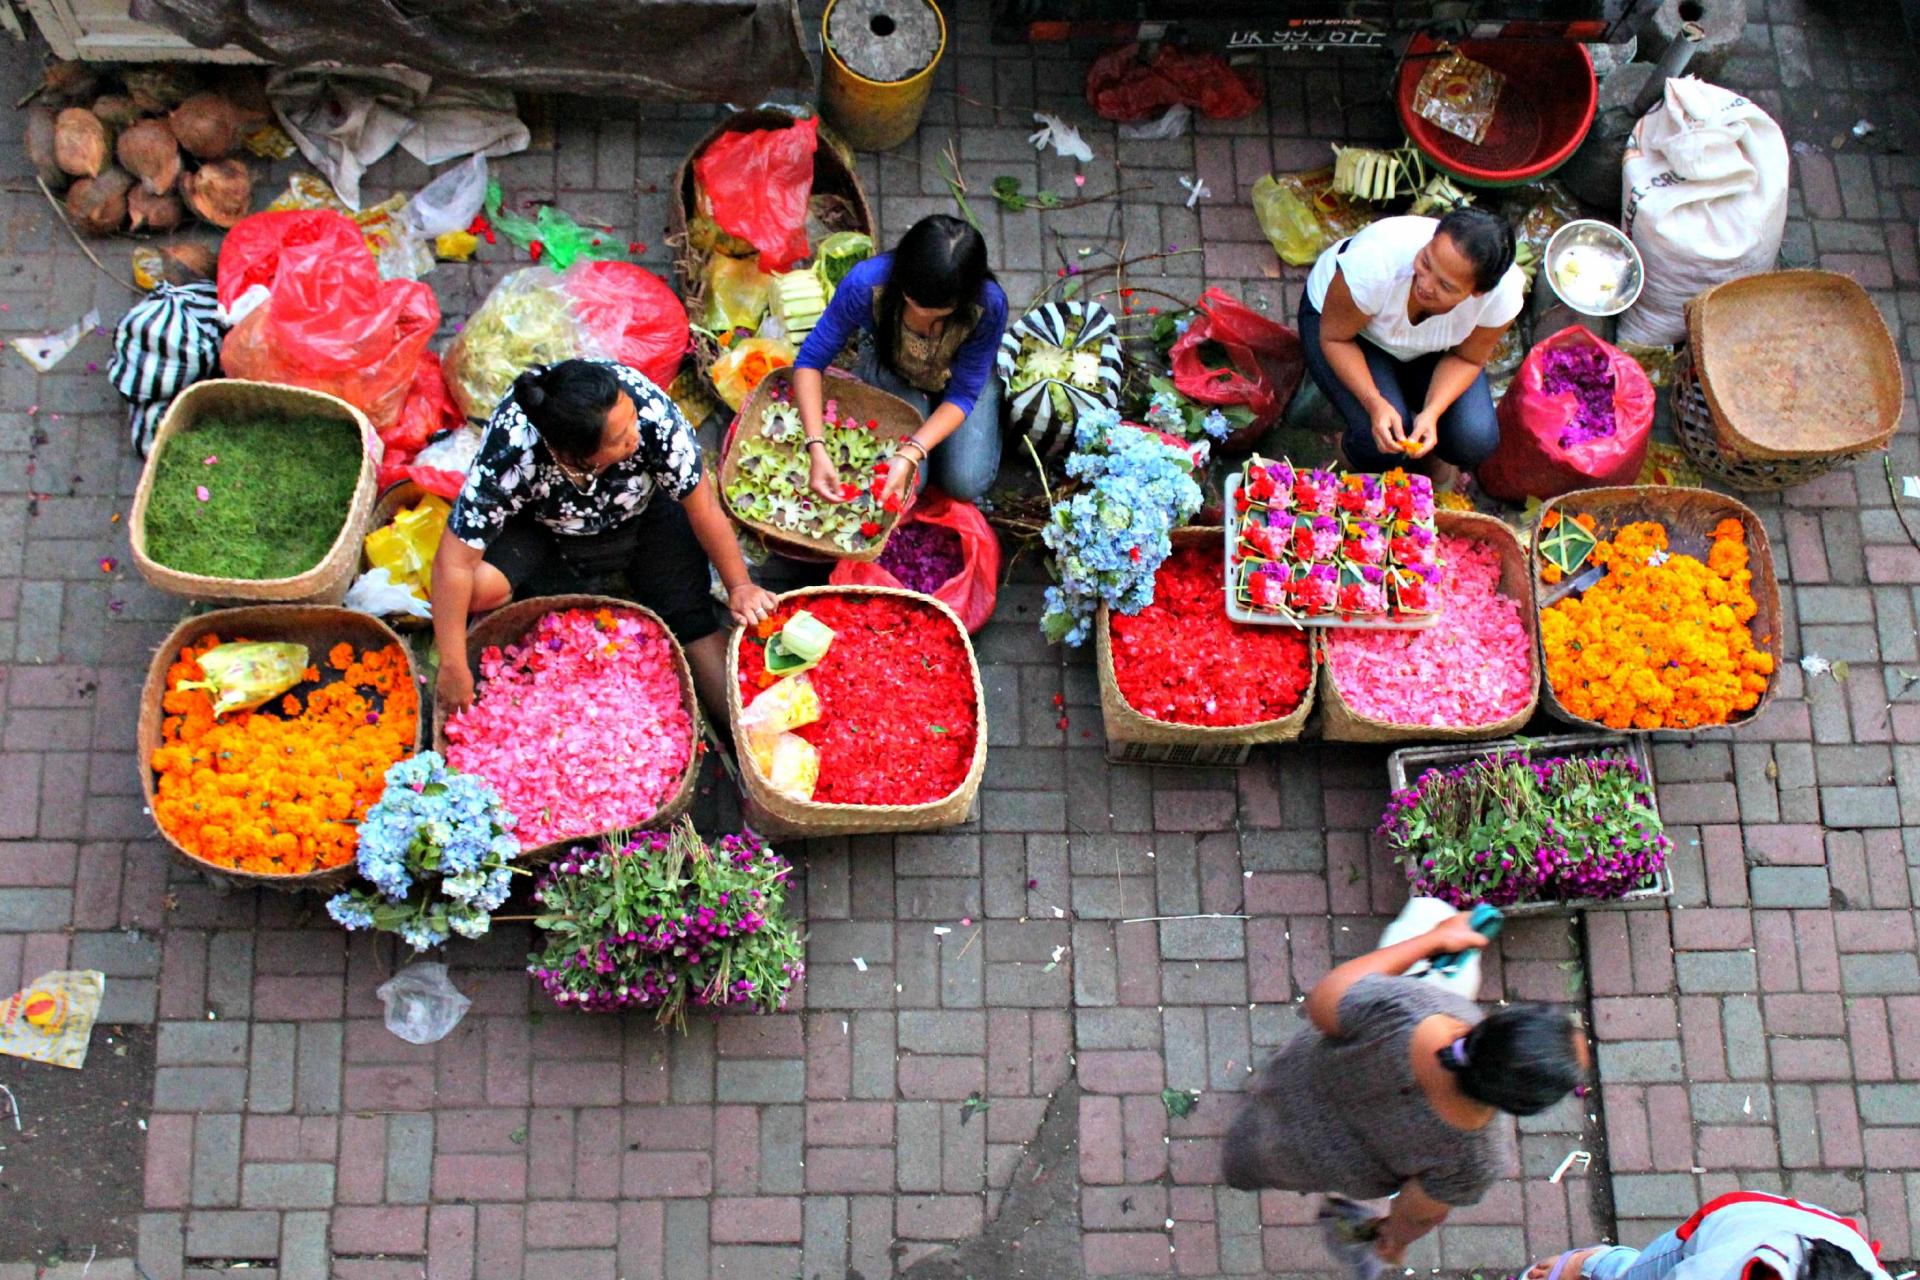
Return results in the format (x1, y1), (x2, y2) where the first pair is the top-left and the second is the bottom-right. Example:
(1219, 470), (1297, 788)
(791, 215), (1009, 504)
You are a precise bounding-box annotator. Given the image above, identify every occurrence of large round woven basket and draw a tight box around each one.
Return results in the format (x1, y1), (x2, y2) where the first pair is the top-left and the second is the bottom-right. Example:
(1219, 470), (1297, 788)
(1531, 486), (1783, 733)
(1670, 350), (1866, 493)
(128, 380), (379, 606)
(137, 605), (422, 894)
(726, 585), (987, 837)
(1320, 510), (1541, 744)
(719, 367), (922, 563)
(1686, 270), (1901, 462)
(1094, 528), (1317, 758)
(670, 108), (875, 391)
(433, 594), (702, 867)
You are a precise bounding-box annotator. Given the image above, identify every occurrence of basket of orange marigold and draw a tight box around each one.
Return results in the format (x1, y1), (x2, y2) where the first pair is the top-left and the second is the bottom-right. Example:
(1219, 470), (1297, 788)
(1533, 486), (1782, 732)
(139, 606), (423, 891)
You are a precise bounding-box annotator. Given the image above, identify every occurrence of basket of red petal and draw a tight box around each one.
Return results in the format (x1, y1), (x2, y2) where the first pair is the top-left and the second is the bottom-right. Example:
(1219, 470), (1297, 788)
(728, 586), (987, 836)
(720, 367), (923, 563)
(827, 490), (1002, 633)
(436, 596), (700, 864)
(1096, 529), (1316, 766)
(139, 605), (423, 892)
(1321, 511), (1540, 743)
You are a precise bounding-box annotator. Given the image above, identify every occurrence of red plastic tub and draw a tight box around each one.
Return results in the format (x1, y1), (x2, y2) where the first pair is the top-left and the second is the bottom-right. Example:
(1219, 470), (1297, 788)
(1396, 36), (1597, 188)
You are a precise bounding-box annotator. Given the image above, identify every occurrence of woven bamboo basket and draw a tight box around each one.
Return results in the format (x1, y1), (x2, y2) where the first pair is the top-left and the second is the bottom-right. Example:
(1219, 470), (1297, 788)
(1670, 350), (1863, 492)
(1320, 511), (1541, 744)
(1094, 528), (1317, 766)
(719, 367), (921, 563)
(1686, 270), (1902, 462)
(1531, 487), (1783, 733)
(726, 585), (988, 837)
(670, 108), (875, 385)
(358, 480), (438, 631)
(432, 594), (702, 866)
(128, 380), (379, 606)
(138, 605), (422, 893)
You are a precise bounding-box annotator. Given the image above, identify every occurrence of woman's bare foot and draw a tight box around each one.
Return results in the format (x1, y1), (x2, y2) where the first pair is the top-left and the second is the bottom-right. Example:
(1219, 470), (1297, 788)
(1526, 1248), (1602, 1280)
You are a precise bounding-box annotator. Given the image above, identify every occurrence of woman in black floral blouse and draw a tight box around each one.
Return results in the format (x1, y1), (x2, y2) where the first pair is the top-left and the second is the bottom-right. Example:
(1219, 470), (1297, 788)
(430, 359), (777, 714)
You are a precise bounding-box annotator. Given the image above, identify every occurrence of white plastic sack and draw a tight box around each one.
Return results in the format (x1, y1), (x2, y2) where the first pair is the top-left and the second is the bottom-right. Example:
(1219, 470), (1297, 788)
(377, 962), (471, 1044)
(1618, 77), (1789, 346)
(403, 154), (490, 240)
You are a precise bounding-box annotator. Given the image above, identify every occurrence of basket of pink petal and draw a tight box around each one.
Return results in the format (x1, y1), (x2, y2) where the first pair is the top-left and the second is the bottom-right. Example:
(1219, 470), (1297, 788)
(435, 595), (701, 866)
(1320, 511), (1541, 743)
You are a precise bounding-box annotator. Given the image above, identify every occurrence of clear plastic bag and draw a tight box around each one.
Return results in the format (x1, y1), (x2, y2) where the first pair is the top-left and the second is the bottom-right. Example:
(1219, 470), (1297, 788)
(174, 641), (310, 718)
(377, 961), (472, 1045)
(1413, 51), (1505, 146)
(441, 268), (604, 419)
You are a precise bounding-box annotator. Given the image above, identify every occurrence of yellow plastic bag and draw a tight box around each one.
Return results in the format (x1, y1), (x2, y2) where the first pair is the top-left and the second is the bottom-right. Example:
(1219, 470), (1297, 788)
(703, 254), (774, 333)
(1252, 170), (1375, 267)
(711, 337), (795, 412)
(741, 674), (822, 739)
(364, 495), (452, 602)
(174, 641), (310, 718)
(761, 733), (819, 801)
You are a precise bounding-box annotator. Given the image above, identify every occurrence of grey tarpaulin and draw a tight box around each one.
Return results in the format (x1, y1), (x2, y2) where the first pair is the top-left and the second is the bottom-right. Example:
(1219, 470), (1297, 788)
(126, 0), (811, 104)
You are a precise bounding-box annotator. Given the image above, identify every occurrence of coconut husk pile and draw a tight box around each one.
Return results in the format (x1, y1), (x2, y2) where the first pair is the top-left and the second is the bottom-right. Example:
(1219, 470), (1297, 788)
(23, 60), (271, 236)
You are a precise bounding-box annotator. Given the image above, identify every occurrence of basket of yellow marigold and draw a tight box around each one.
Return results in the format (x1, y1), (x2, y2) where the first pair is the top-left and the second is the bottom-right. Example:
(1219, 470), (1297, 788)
(139, 606), (424, 891)
(1532, 486), (1782, 732)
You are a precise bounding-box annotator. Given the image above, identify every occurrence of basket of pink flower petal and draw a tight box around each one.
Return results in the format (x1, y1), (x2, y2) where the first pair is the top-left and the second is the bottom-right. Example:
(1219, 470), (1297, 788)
(436, 595), (701, 865)
(1320, 511), (1541, 743)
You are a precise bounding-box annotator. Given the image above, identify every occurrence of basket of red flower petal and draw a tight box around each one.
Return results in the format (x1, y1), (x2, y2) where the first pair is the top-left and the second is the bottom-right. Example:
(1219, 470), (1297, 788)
(436, 595), (701, 865)
(1096, 529), (1317, 766)
(1320, 511), (1541, 744)
(1532, 487), (1782, 733)
(721, 368), (923, 563)
(139, 605), (423, 892)
(729, 585), (987, 836)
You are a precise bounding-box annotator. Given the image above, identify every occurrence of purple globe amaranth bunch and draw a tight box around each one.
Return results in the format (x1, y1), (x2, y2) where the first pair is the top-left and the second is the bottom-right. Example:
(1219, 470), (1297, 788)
(526, 820), (804, 1028)
(1379, 748), (1669, 908)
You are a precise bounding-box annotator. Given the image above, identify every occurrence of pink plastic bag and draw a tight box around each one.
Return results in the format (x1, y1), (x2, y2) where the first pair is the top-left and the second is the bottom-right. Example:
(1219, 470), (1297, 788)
(1480, 326), (1656, 502)
(563, 260), (689, 390)
(694, 117), (818, 273)
(217, 210), (439, 431)
(829, 491), (1002, 633)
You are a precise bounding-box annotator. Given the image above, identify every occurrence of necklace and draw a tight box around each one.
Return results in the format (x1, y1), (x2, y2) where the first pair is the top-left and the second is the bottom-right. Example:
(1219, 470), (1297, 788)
(553, 455), (600, 492)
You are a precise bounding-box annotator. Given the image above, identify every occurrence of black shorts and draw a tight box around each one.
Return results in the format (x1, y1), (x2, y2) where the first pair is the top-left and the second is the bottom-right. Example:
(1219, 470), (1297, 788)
(480, 499), (720, 644)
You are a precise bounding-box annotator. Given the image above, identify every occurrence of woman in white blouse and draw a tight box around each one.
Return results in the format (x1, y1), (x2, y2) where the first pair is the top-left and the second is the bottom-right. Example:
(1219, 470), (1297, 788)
(1299, 209), (1524, 473)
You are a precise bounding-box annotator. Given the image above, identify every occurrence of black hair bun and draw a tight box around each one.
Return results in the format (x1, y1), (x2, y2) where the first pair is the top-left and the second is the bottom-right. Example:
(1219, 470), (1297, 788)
(513, 367), (548, 410)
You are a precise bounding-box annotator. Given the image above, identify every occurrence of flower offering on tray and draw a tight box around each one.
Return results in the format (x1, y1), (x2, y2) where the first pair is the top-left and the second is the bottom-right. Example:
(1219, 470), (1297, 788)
(1109, 543), (1311, 727)
(1231, 458), (1442, 623)
(1325, 534), (1535, 728)
(151, 635), (420, 876)
(724, 387), (902, 554)
(1381, 748), (1670, 907)
(1539, 517), (1773, 729)
(737, 593), (978, 806)
(445, 606), (695, 848)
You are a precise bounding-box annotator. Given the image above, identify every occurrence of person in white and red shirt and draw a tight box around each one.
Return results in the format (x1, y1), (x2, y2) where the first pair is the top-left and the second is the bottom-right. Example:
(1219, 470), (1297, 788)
(1529, 1192), (1891, 1280)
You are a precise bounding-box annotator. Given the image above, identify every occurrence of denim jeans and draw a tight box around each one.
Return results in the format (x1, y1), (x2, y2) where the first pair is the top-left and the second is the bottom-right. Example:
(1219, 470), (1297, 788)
(1297, 296), (1501, 472)
(1580, 1229), (1690, 1280)
(853, 347), (1004, 502)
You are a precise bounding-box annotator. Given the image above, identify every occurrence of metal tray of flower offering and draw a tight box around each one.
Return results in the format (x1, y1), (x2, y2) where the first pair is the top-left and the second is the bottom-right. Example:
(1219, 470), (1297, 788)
(1222, 474), (1441, 630)
(1384, 731), (1674, 918)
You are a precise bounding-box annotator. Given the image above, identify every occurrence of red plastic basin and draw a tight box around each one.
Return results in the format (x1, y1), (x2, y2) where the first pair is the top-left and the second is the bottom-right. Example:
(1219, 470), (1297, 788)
(1397, 36), (1597, 188)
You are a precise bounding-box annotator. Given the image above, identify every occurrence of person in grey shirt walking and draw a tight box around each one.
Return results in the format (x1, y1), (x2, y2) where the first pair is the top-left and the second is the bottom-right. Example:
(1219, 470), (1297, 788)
(1222, 899), (1590, 1280)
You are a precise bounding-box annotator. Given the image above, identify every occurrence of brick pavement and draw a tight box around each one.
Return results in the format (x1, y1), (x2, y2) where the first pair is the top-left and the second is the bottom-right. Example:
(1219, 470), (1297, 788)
(3, 2), (1920, 1276)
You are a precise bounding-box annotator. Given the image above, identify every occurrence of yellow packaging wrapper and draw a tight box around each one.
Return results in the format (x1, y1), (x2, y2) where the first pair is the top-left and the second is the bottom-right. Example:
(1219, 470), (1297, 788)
(702, 254), (774, 333)
(740, 674), (821, 739)
(746, 731), (819, 801)
(0, 970), (106, 1069)
(364, 495), (452, 602)
(434, 230), (480, 262)
(175, 641), (311, 718)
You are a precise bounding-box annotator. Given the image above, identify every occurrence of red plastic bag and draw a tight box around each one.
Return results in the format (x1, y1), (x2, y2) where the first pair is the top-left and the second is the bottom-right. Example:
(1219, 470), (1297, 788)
(694, 117), (818, 273)
(378, 351), (463, 469)
(1087, 43), (1263, 122)
(1479, 326), (1656, 502)
(829, 490), (1002, 633)
(563, 260), (690, 390)
(218, 210), (439, 431)
(1170, 289), (1306, 444)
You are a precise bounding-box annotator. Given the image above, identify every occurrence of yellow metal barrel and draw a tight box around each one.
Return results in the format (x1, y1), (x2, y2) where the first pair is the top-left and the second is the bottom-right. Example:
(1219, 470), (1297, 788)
(819, 0), (946, 153)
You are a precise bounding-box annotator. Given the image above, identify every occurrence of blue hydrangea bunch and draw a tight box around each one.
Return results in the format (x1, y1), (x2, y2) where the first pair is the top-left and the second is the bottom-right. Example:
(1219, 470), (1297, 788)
(1145, 387), (1230, 442)
(327, 751), (521, 952)
(1039, 406), (1205, 646)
